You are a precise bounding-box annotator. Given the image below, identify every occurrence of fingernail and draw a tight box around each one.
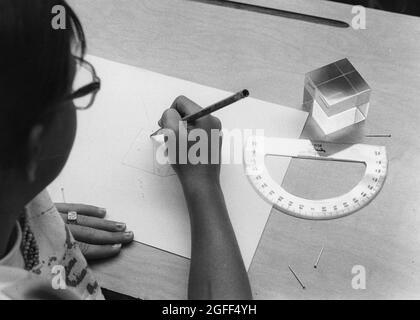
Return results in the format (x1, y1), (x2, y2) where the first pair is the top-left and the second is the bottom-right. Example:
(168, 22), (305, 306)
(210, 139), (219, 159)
(98, 208), (107, 215)
(124, 231), (133, 239)
(116, 223), (126, 231)
(112, 244), (122, 249)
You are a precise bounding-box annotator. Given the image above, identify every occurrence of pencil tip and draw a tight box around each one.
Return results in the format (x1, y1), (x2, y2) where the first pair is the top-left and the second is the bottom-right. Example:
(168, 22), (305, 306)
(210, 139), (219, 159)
(242, 89), (250, 97)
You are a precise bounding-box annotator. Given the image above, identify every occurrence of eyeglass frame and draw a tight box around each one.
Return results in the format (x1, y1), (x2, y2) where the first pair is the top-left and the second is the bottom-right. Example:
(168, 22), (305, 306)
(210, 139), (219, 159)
(65, 57), (101, 110)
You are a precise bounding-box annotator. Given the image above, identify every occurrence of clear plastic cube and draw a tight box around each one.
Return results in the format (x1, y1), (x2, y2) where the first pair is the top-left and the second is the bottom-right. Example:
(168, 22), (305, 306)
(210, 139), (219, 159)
(305, 58), (371, 135)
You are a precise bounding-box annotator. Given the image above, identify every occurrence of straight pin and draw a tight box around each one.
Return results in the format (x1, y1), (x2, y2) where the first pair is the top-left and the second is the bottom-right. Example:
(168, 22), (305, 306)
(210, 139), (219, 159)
(365, 134), (392, 138)
(288, 265), (306, 289)
(61, 187), (66, 203)
(314, 246), (324, 269)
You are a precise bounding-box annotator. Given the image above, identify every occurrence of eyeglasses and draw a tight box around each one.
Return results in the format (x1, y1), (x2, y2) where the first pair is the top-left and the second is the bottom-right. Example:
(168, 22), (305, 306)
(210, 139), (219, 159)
(66, 57), (101, 110)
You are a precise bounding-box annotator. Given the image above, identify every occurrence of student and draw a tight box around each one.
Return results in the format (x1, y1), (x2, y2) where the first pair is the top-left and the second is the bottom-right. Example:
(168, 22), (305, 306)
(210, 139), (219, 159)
(0, 0), (252, 300)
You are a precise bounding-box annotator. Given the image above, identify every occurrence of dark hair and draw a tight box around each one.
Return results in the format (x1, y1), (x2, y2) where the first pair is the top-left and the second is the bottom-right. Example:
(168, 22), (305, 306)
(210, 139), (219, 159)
(0, 0), (86, 170)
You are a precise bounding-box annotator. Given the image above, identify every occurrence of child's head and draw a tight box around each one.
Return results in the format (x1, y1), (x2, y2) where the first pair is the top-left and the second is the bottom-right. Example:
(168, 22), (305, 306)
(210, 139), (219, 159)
(0, 0), (85, 203)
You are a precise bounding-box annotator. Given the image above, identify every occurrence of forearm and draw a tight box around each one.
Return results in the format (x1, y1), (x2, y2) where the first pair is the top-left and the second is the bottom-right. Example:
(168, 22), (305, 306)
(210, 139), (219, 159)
(181, 177), (252, 300)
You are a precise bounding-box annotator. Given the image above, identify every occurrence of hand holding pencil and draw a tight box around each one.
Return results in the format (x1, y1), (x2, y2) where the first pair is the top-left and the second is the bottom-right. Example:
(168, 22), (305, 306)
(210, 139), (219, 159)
(157, 93), (246, 181)
(154, 90), (249, 179)
(151, 89), (249, 137)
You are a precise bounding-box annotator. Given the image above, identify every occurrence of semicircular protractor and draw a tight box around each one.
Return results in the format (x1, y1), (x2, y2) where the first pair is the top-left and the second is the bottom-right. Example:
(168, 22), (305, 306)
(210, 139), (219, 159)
(243, 137), (388, 220)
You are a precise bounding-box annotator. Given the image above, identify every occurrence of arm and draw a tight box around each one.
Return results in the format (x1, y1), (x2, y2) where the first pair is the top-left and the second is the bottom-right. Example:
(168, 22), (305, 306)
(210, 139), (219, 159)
(159, 96), (252, 300)
(182, 177), (252, 300)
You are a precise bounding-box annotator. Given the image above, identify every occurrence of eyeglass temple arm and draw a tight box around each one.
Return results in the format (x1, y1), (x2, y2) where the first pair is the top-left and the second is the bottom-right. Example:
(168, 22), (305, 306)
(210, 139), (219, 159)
(68, 81), (101, 100)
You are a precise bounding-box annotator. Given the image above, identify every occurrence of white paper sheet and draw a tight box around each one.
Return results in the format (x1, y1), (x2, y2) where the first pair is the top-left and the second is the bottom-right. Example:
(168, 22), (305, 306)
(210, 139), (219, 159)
(48, 55), (308, 269)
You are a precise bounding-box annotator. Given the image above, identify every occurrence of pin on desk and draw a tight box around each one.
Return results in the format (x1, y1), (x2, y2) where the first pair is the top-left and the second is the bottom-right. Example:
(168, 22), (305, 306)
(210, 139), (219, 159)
(304, 58), (371, 135)
(313, 246), (324, 269)
(288, 265), (306, 290)
(61, 187), (66, 203)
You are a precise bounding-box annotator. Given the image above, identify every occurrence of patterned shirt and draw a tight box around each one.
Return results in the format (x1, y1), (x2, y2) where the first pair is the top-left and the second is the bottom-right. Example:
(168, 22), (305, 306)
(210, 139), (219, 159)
(0, 189), (104, 300)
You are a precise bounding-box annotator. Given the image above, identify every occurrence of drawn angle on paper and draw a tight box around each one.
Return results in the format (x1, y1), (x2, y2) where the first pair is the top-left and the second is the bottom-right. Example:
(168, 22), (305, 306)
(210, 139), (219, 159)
(122, 128), (175, 177)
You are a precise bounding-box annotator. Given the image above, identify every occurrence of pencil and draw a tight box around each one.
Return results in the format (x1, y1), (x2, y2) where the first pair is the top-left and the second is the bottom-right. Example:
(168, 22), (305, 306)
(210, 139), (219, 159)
(150, 89), (249, 137)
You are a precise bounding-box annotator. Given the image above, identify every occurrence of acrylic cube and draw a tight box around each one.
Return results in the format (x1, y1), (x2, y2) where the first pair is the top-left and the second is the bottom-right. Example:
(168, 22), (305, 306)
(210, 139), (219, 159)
(304, 58), (371, 135)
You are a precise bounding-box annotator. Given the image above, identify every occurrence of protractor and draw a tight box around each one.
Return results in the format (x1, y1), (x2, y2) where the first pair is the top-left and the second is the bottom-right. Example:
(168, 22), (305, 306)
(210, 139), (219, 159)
(243, 137), (388, 220)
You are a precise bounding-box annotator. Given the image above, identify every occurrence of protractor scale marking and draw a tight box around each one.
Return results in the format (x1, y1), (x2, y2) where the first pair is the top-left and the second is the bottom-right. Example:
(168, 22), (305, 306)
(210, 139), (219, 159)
(244, 137), (388, 220)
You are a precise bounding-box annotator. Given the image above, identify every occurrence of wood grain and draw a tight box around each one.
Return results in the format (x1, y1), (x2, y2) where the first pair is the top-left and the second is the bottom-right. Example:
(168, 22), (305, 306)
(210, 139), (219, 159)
(67, 0), (420, 299)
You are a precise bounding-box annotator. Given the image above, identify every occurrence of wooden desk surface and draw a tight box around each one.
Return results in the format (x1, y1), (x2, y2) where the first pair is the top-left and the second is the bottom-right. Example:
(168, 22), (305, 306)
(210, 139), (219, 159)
(68, 0), (420, 299)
